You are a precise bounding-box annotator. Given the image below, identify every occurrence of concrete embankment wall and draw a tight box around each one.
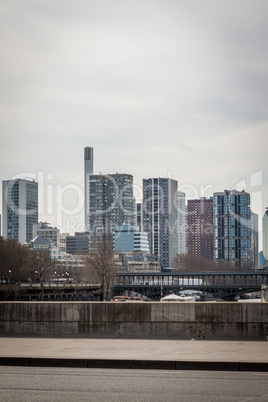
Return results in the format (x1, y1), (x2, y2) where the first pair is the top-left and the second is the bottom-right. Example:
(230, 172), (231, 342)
(0, 302), (267, 340)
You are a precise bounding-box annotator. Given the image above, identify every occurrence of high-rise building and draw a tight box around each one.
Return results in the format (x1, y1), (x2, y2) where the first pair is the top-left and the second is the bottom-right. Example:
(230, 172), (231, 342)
(187, 197), (214, 260)
(84, 147), (135, 247)
(213, 190), (251, 267)
(263, 208), (268, 263)
(177, 191), (187, 255)
(84, 147), (94, 231)
(2, 179), (38, 243)
(250, 211), (258, 268)
(135, 202), (142, 231)
(143, 178), (178, 270)
(33, 222), (60, 247)
(86, 173), (135, 247)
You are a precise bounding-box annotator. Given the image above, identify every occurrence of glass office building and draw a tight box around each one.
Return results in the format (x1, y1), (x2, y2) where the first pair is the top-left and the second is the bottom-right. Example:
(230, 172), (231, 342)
(87, 173), (135, 247)
(143, 178), (178, 270)
(114, 225), (150, 253)
(213, 190), (251, 266)
(2, 179), (38, 243)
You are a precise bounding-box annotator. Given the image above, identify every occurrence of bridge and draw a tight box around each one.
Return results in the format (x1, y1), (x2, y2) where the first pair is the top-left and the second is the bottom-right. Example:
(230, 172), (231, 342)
(0, 282), (101, 301)
(1, 270), (267, 301)
(114, 271), (268, 300)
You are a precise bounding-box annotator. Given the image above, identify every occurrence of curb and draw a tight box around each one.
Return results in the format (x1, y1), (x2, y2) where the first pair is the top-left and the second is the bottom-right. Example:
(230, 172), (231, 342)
(0, 357), (267, 372)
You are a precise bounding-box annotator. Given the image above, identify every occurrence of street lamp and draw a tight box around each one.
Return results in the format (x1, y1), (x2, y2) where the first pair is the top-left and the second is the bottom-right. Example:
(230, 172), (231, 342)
(8, 270), (12, 284)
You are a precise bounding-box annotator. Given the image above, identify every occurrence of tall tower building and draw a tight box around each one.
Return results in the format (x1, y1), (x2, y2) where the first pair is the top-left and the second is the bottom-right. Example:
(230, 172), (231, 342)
(87, 173), (135, 248)
(135, 202), (142, 231)
(250, 211), (258, 267)
(2, 179), (38, 243)
(213, 190), (251, 267)
(84, 147), (94, 231)
(187, 197), (213, 260)
(178, 191), (187, 255)
(84, 147), (135, 248)
(143, 178), (178, 270)
(263, 208), (268, 263)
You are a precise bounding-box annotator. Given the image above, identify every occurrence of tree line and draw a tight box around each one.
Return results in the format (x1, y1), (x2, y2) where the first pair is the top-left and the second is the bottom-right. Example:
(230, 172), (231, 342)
(0, 236), (116, 301)
(0, 235), (253, 301)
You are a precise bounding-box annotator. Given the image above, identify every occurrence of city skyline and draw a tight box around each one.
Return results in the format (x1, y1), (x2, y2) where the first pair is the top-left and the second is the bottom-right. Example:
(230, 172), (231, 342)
(0, 1), (267, 245)
(1, 145), (266, 250)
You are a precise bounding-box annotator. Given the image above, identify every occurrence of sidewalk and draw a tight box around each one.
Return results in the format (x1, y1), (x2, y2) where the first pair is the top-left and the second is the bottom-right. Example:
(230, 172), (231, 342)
(0, 337), (267, 371)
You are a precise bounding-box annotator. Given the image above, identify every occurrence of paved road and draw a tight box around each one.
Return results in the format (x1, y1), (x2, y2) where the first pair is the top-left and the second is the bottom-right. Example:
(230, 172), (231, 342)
(1, 337), (267, 362)
(0, 366), (268, 402)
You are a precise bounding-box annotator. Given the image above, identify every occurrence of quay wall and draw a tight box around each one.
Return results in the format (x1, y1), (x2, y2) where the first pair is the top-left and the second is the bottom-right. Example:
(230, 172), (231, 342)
(0, 302), (267, 340)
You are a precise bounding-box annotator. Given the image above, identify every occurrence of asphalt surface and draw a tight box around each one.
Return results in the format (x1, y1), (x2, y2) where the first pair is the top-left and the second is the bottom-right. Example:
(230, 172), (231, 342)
(0, 337), (267, 371)
(1, 367), (268, 402)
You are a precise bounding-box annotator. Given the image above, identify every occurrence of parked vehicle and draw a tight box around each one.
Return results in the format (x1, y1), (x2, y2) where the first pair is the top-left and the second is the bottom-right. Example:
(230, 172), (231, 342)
(160, 293), (195, 302)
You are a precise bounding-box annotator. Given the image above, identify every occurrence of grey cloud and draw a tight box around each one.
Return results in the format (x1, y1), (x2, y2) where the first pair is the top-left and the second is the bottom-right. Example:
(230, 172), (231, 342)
(0, 0), (267, 232)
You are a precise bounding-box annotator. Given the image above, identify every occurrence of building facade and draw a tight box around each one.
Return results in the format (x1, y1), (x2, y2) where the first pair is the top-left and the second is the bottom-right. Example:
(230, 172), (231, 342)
(66, 232), (90, 255)
(250, 211), (258, 268)
(2, 179), (38, 243)
(263, 208), (268, 263)
(84, 147), (94, 231)
(50, 245), (86, 276)
(86, 173), (135, 247)
(187, 197), (213, 260)
(84, 147), (135, 248)
(213, 190), (251, 267)
(143, 178), (178, 270)
(177, 191), (187, 255)
(59, 233), (68, 253)
(115, 252), (161, 273)
(135, 202), (142, 231)
(114, 225), (150, 253)
(33, 222), (60, 247)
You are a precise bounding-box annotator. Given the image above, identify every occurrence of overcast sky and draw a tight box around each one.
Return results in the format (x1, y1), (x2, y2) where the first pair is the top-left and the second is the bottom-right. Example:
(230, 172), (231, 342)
(0, 0), (267, 247)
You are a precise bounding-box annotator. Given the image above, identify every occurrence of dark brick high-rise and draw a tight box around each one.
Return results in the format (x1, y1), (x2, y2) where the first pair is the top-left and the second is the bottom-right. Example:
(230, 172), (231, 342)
(187, 197), (213, 259)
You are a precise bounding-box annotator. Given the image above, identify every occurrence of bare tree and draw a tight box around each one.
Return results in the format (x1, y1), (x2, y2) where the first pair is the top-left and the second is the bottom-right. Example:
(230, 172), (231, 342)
(172, 252), (253, 273)
(172, 254), (187, 271)
(172, 253), (217, 272)
(0, 237), (33, 283)
(85, 239), (116, 301)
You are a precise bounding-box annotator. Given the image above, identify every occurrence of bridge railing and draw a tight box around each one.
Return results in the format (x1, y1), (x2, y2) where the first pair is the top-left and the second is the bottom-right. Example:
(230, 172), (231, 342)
(115, 271), (267, 288)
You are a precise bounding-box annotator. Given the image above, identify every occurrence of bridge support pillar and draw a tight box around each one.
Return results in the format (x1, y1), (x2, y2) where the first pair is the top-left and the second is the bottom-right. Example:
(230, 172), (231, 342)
(261, 284), (267, 302)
